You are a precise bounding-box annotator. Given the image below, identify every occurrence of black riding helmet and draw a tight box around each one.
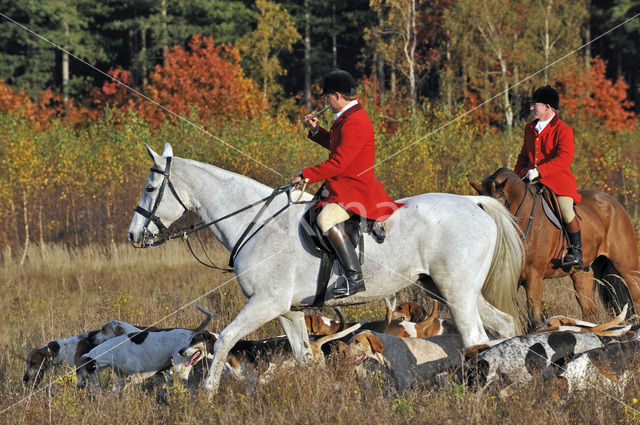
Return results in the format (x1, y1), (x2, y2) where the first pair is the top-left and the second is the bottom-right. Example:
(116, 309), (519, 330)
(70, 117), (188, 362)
(530, 85), (559, 110)
(321, 70), (356, 96)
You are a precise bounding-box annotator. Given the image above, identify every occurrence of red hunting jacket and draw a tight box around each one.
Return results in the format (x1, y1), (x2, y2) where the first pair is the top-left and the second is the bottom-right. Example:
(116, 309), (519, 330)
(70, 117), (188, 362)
(514, 114), (582, 204)
(301, 103), (403, 221)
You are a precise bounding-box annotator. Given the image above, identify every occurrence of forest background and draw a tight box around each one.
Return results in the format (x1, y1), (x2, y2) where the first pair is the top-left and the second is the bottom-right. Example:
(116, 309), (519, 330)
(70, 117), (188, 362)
(1, 0), (639, 261)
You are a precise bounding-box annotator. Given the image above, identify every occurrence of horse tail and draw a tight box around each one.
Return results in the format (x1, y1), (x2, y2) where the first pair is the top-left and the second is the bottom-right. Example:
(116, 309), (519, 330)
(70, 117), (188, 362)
(469, 196), (525, 334)
(592, 256), (635, 318)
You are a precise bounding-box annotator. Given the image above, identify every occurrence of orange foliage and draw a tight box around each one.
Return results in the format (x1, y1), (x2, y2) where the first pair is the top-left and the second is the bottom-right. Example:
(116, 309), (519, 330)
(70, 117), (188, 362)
(556, 57), (635, 131)
(0, 80), (87, 126)
(142, 34), (261, 127)
(36, 88), (88, 126)
(358, 75), (405, 135)
(0, 80), (37, 119)
(91, 67), (138, 112)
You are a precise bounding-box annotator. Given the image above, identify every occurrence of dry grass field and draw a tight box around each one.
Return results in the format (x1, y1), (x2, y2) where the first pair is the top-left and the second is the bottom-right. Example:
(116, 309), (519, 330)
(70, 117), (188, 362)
(2, 241), (640, 424)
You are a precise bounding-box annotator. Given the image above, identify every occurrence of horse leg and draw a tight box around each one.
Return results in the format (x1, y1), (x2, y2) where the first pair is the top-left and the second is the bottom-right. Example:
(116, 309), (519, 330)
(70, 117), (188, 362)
(477, 295), (518, 338)
(435, 276), (488, 347)
(570, 269), (597, 320)
(609, 263), (640, 315)
(202, 295), (288, 393)
(622, 270), (640, 315)
(277, 311), (314, 363)
(523, 273), (545, 329)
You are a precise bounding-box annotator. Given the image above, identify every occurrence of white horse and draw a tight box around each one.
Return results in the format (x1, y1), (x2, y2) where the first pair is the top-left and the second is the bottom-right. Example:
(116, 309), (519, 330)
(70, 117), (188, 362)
(128, 143), (524, 392)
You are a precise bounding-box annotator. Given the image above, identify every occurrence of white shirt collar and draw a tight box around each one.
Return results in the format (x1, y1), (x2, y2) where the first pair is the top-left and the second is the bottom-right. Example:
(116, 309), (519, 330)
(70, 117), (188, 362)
(535, 113), (555, 134)
(334, 100), (358, 120)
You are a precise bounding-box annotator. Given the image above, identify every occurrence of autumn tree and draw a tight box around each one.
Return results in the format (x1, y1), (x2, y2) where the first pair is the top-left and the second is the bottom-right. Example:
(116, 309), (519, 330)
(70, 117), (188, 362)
(91, 67), (138, 112)
(1, 136), (48, 264)
(534, 0), (588, 84)
(556, 56), (635, 131)
(237, 0), (300, 104)
(143, 34), (261, 126)
(366, 0), (424, 113)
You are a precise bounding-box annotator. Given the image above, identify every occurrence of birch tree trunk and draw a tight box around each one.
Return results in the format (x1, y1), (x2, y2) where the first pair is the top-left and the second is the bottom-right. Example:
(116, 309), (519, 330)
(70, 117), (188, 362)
(161, 0), (168, 61)
(20, 192), (29, 266)
(62, 22), (70, 112)
(304, 0), (311, 111)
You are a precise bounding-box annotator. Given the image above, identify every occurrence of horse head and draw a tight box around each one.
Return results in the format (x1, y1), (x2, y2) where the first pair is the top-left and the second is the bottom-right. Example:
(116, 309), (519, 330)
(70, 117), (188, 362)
(467, 168), (525, 212)
(128, 143), (189, 248)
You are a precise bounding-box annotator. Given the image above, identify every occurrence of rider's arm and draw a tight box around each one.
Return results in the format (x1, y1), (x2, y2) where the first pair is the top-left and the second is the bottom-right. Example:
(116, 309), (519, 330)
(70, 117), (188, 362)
(308, 126), (331, 150)
(302, 119), (365, 183)
(514, 125), (533, 177)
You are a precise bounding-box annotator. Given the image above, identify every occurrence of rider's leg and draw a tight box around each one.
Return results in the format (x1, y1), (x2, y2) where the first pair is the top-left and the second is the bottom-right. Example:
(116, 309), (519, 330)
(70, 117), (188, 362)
(558, 196), (582, 268)
(317, 203), (365, 297)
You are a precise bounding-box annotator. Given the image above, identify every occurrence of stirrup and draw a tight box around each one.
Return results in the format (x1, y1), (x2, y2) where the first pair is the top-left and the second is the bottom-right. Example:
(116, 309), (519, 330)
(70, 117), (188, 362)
(562, 254), (583, 270)
(333, 277), (366, 298)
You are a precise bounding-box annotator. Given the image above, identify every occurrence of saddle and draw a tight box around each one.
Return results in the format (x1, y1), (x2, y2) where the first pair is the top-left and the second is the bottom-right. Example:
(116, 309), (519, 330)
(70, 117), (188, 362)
(299, 186), (387, 306)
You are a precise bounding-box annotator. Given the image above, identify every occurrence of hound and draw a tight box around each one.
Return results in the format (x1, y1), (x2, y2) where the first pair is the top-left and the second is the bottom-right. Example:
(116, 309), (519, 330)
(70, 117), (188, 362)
(75, 306), (212, 390)
(179, 322), (365, 385)
(346, 330), (464, 391)
(543, 338), (640, 395)
(305, 307), (346, 336)
(535, 304), (631, 337)
(23, 320), (144, 386)
(391, 301), (458, 338)
(461, 331), (609, 388)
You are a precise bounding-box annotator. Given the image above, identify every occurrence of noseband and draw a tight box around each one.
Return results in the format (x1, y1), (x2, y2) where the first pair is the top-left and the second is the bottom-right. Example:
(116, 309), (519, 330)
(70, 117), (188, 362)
(134, 157), (188, 246)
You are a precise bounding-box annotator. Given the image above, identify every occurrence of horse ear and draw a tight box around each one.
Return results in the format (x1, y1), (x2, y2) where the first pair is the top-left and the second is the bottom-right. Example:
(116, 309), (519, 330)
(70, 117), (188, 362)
(467, 175), (483, 195)
(495, 179), (507, 192)
(145, 143), (162, 164)
(161, 143), (174, 158)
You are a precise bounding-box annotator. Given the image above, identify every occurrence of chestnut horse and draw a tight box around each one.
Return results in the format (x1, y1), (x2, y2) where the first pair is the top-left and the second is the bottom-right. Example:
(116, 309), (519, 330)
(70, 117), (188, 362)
(469, 168), (640, 328)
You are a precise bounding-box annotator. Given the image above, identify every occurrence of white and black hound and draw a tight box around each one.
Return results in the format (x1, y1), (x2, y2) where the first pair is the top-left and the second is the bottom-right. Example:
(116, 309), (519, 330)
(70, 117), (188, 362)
(76, 306), (212, 390)
(23, 320), (144, 386)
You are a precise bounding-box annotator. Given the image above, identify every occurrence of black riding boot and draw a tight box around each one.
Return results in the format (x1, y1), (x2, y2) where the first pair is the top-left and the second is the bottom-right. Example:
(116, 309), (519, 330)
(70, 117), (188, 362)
(326, 222), (366, 298)
(563, 231), (583, 269)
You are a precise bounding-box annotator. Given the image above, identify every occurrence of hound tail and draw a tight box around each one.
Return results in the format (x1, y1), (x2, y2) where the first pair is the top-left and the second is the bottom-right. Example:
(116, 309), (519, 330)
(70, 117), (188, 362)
(194, 305), (213, 332)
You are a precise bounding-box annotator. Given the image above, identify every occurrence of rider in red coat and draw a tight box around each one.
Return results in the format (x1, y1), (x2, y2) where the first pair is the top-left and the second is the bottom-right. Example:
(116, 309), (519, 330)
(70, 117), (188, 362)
(291, 70), (402, 298)
(514, 85), (583, 268)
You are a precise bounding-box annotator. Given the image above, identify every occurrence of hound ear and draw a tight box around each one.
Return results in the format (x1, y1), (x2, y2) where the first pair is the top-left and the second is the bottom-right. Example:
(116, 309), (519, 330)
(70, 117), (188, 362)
(366, 334), (384, 354)
(161, 143), (174, 158)
(410, 303), (426, 322)
(305, 315), (321, 334)
(467, 175), (483, 195)
(114, 325), (126, 336)
(46, 341), (61, 358)
(145, 143), (162, 164)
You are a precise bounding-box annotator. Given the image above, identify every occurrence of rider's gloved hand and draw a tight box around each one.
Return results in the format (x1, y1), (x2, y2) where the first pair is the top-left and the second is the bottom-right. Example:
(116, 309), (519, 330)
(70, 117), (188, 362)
(290, 172), (308, 187)
(524, 168), (540, 182)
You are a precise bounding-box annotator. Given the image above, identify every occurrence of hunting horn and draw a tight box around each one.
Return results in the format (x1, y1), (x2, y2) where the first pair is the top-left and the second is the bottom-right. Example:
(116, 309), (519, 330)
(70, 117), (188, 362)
(304, 105), (331, 122)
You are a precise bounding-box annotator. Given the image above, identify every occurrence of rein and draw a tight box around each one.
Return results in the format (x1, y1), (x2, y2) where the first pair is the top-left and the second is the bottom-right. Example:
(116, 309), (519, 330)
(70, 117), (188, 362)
(135, 157), (309, 271)
(497, 180), (544, 242)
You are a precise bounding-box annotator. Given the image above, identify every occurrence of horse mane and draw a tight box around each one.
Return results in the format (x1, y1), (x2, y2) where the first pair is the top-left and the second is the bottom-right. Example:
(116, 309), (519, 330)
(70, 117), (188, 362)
(178, 157), (273, 192)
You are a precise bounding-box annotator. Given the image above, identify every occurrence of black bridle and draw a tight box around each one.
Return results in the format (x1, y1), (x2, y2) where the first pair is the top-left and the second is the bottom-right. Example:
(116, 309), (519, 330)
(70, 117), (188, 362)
(133, 156), (305, 269)
(134, 157), (189, 245)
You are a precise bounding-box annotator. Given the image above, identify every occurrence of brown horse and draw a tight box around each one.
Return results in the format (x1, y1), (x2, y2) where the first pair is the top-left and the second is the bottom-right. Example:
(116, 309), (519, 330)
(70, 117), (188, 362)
(469, 168), (640, 328)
